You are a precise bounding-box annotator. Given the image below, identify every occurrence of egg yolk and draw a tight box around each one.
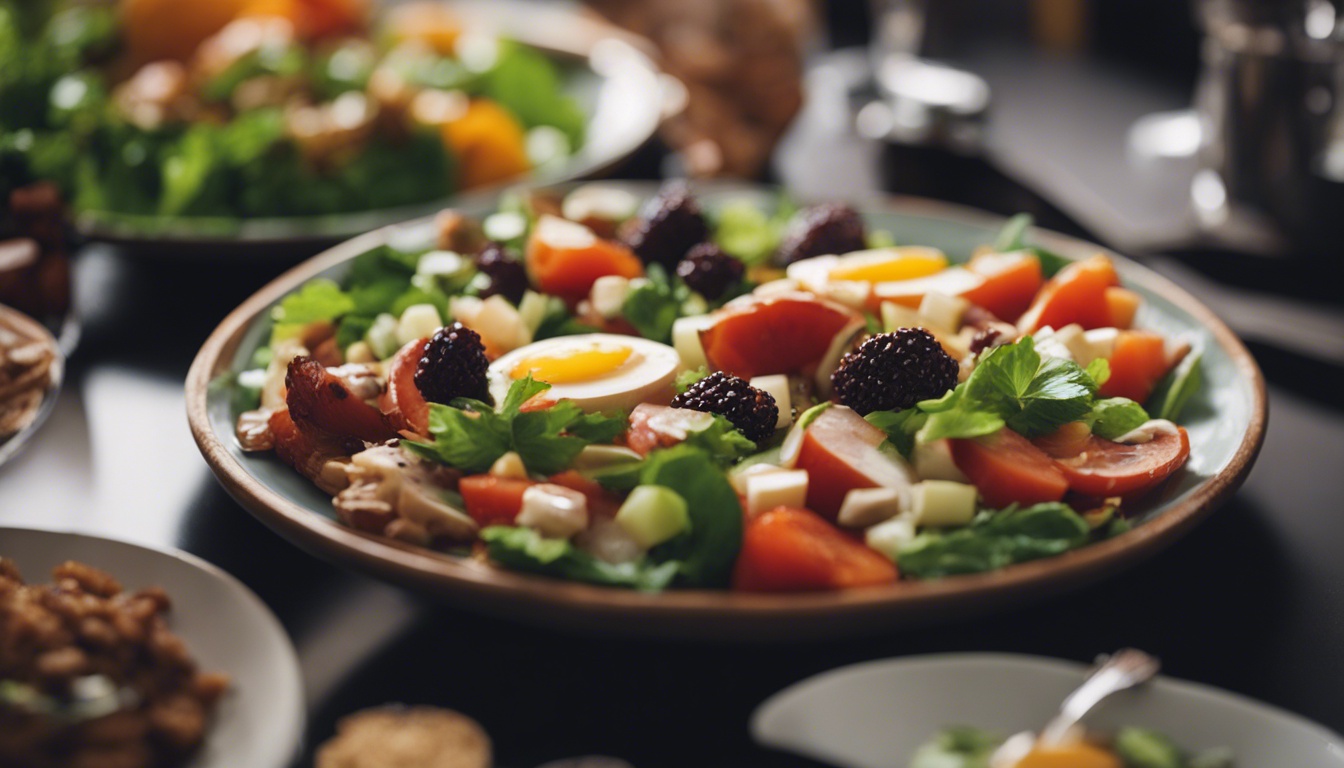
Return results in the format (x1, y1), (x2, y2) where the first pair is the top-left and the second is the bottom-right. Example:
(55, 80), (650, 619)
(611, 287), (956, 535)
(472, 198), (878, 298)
(511, 345), (634, 383)
(828, 251), (947, 282)
(1014, 742), (1122, 768)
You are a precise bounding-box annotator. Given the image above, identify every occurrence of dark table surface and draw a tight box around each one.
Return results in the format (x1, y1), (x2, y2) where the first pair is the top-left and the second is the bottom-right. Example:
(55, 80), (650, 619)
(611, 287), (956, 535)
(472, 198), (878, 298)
(4, 43), (1344, 768)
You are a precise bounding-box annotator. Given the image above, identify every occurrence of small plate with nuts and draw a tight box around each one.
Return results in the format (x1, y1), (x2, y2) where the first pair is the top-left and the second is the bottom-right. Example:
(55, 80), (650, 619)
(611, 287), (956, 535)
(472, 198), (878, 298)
(0, 303), (63, 469)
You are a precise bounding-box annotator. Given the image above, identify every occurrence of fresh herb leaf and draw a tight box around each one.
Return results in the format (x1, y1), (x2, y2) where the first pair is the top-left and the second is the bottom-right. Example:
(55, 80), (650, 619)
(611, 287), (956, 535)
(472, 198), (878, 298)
(897, 502), (1091, 579)
(1086, 357), (1111, 387)
(407, 377), (627, 475)
(481, 526), (679, 591)
(675, 366), (710, 393)
(535, 296), (600, 340)
(1146, 348), (1202, 421)
(1087, 397), (1150, 440)
(269, 279), (356, 343)
(966, 337), (1098, 438)
(637, 445), (744, 587)
(622, 264), (687, 344)
(865, 408), (927, 457)
(919, 408), (1005, 444)
(990, 213), (1070, 276)
(711, 198), (788, 265)
(908, 726), (1003, 768)
(684, 414), (758, 467)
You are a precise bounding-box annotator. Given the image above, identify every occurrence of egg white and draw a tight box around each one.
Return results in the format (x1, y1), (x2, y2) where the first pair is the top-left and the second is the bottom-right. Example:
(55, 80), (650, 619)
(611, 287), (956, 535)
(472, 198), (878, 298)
(488, 333), (681, 413)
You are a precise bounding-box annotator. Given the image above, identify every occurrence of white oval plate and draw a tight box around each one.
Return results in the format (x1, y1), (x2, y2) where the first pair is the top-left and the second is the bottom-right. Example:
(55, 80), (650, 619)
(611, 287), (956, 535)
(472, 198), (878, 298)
(0, 527), (304, 768)
(752, 653), (1344, 767)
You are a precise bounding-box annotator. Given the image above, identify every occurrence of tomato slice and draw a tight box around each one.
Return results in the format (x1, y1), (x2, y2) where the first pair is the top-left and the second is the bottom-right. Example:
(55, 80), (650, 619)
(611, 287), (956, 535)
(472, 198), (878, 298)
(949, 429), (1069, 508)
(732, 506), (898, 592)
(1053, 426), (1190, 499)
(459, 475), (535, 528)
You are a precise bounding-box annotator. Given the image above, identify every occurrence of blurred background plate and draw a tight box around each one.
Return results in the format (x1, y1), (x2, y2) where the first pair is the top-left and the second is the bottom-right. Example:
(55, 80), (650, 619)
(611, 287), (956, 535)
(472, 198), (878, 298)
(72, 0), (674, 258)
(0, 526), (304, 768)
(751, 653), (1344, 767)
(0, 304), (64, 469)
(186, 181), (1265, 641)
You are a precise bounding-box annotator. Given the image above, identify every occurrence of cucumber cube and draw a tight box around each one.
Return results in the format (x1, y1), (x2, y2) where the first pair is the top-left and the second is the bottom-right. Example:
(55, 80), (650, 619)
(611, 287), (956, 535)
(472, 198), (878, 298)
(615, 485), (691, 549)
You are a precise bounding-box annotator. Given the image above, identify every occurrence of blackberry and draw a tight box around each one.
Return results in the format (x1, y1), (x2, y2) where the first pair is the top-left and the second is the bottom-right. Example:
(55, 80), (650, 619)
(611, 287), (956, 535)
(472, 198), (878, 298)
(776, 203), (867, 265)
(414, 322), (493, 406)
(676, 243), (745, 300)
(831, 329), (959, 415)
(622, 180), (709, 269)
(474, 242), (528, 304)
(670, 371), (778, 442)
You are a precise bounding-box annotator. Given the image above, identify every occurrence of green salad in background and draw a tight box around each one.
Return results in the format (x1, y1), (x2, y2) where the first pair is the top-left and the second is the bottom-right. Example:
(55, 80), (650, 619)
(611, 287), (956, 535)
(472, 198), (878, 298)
(0, 0), (585, 224)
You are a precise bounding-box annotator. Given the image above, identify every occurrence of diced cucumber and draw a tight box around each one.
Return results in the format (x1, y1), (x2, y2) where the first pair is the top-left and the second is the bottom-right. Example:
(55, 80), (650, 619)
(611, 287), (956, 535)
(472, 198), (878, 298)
(365, 313), (401, 359)
(615, 485), (691, 548)
(912, 439), (969, 483)
(909, 480), (978, 527)
(866, 516), (917, 561)
(1114, 727), (1185, 768)
(396, 304), (443, 346)
(517, 290), (549, 336)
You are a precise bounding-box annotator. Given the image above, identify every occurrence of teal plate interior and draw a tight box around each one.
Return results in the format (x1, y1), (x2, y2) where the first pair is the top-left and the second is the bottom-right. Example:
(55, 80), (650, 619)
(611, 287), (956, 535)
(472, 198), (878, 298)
(189, 181), (1267, 640)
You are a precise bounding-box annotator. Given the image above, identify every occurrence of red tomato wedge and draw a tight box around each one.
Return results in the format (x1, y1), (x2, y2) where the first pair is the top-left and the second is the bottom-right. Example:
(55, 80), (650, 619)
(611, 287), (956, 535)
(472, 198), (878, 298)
(525, 216), (643, 304)
(793, 405), (913, 521)
(699, 294), (861, 379)
(548, 470), (622, 518)
(459, 476), (535, 528)
(285, 355), (396, 444)
(962, 251), (1044, 322)
(1053, 426), (1191, 499)
(379, 338), (431, 438)
(949, 429), (1069, 508)
(1017, 255), (1121, 333)
(1099, 330), (1171, 404)
(732, 507), (898, 592)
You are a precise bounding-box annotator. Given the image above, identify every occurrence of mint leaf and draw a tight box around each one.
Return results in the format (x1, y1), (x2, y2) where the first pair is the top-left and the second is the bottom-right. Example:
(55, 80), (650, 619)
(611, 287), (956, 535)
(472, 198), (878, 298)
(1087, 397), (1149, 440)
(481, 526), (678, 591)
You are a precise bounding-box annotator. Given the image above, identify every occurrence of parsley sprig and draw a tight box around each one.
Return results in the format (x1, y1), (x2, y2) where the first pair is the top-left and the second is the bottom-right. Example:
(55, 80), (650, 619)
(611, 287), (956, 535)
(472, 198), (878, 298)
(405, 377), (627, 475)
(868, 336), (1150, 453)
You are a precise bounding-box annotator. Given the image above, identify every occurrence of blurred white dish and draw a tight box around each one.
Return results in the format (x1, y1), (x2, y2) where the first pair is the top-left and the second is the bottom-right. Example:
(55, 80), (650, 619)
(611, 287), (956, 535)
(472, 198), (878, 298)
(752, 653), (1344, 768)
(0, 526), (304, 768)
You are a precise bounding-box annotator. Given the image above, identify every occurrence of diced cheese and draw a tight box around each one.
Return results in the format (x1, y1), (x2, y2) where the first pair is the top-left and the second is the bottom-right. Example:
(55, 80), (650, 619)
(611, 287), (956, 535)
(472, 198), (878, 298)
(749, 374), (794, 430)
(918, 291), (971, 332)
(908, 480), (978, 527)
(517, 484), (589, 539)
(912, 439), (970, 483)
(866, 516), (917, 561)
(744, 470), (809, 516)
(590, 275), (632, 319)
(837, 486), (905, 528)
(672, 315), (716, 370)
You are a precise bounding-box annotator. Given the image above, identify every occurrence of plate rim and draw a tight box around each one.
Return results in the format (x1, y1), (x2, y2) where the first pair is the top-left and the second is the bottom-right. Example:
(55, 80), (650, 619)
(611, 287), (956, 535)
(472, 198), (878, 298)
(749, 651), (1344, 759)
(0, 524), (306, 768)
(184, 184), (1268, 639)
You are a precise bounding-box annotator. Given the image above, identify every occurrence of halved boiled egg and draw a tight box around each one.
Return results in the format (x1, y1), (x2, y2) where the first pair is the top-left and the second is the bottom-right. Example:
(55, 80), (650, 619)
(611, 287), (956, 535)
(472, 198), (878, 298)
(488, 333), (681, 413)
(787, 246), (949, 303)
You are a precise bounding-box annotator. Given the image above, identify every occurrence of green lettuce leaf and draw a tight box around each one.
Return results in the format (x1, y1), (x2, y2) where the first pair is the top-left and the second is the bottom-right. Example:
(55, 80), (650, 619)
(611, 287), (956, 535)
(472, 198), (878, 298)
(481, 526), (678, 591)
(897, 502), (1091, 579)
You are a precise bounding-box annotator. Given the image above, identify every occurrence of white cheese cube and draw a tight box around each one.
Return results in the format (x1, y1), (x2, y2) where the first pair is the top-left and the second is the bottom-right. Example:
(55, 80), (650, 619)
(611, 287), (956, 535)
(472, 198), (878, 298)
(918, 291), (971, 332)
(753, 278), (803, 297)
(483, 211), (527, 243)
(1082, 327), (1120, 364)
(837, 486), (905, 528)
(912, 439), (970, 483)
(866, 516), (917, 561)
(562, 184), (639, 224)
(534, 214), (596, 249)
(729, 463), (787, 495)
(881, 301), (924, 332)
(474, 294), (529, 351)
(909, 480), (979, 527)
(749, 374), (794, 430)
(517, 484), (589, 539)
(672, 315), (716, 370)
(590, 275), (632, 319)
(744, 469), (809, 516)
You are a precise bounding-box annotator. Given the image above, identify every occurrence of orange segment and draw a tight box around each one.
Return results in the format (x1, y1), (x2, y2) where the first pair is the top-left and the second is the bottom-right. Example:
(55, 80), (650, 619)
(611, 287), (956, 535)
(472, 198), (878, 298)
(440, 100), (532, 189)
(1017, 254), (1121, 333)
(1105, 286), (1142, 329)
(963, 251), (1045, 321)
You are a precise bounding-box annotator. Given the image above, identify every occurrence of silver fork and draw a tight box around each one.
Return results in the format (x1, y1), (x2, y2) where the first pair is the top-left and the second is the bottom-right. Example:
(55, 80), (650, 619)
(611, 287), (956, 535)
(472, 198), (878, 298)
(989, 649), (1161, 768)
